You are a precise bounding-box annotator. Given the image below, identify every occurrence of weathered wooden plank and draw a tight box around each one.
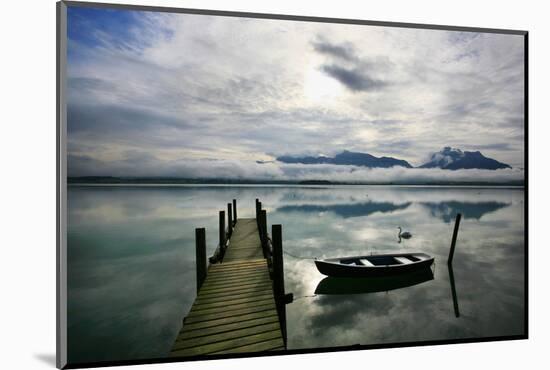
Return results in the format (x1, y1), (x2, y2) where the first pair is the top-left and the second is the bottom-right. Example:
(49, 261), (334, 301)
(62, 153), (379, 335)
(189, 292), (273, 312)
(212, 338), (285, 355)
(194, 289), (274, 305)
(207, 265), (266, 275)
(203, 274), (269, 285)
(226, 241), (261, 247)
(231, 231), (259, 238)
(224, 246), (261, 253)
(224, 256), (264, 262)
(203, 270), (269, 283)
(197, 288), (272, 301)
(224, 244), (260, 251)
(208, 265), (267, 275)
(189, 297), (274, 316)
(211, 258), (265, 267)
(173, 322), (282, 351)
(198, 281), (273, 296)
(229, 238), (259, 244)
(184, 302), (275, 324)
(210, 264), (265, 272)
(209, 260), (266, 270)
(201, 279), (268, 290)
(205, 268), (266, 278)
(224, 257), (264, 262)
(198, 282), (272, 296)
(197, 287), (271, 303)
(223, 255), (264, 260)
(209, 264), (266, 272)
(200, 276), (271, 290)
(179, 309), (280, 332)
(192, 292), (274, 310)
(208, 269), (265, 277)
(177, 314), (279, 341)
(224, 252), (263, 259)
(171, 329), (282, 357)
(206, 269), (267, 280)
(224, 241), (260, 250)
(224, 243), (262, 250)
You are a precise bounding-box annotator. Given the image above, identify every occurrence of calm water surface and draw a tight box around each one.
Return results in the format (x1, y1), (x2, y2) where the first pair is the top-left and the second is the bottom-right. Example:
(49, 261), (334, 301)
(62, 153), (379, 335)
(67, 185), (525, 364)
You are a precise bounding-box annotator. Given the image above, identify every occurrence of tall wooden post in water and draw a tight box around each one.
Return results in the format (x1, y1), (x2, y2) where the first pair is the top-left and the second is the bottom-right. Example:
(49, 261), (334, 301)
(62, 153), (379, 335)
(219, 210), (225, 254)
(259, 209), (267, 257)
(227, 203), (233, 237)
(232, 199), (237, 224)
(272, 224), (287, 345)
(195, 228), (206, 293)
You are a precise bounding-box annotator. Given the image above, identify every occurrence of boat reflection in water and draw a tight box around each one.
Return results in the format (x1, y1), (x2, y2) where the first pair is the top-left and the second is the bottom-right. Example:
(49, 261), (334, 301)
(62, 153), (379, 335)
(314, 268), (435, 295)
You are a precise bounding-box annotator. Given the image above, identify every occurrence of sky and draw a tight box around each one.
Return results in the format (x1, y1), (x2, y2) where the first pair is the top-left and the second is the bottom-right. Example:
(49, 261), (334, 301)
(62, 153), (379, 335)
(66, 6), (525, 182)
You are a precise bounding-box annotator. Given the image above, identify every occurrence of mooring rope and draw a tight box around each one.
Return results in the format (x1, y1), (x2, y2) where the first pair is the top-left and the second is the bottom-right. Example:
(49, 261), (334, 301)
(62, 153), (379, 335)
(283, 250), (317, 260)
(291, 294), (318, 301)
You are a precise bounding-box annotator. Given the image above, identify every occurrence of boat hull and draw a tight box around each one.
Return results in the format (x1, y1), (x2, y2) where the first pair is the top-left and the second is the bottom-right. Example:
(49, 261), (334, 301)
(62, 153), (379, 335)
(314, 268), (434, 295)
(314, 253), (434, 278)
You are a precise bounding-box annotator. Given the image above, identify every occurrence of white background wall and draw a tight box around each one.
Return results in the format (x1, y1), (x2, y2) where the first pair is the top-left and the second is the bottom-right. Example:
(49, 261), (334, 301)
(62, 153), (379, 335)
(1, 0), (547, 369)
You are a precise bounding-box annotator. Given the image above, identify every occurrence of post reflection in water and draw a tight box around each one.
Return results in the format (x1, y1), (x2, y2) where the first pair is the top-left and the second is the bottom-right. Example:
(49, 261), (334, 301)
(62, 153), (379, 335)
(67, 185), (524, 363)
(448, 263), (461, 318)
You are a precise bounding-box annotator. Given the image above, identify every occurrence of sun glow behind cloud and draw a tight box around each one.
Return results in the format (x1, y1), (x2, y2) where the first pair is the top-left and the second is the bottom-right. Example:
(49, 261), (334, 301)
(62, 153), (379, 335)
(303, 65), (344, 104)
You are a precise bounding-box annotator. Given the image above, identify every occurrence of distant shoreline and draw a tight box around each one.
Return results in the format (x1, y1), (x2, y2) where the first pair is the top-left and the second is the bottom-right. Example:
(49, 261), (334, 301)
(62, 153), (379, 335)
(67, 177), (524, 188)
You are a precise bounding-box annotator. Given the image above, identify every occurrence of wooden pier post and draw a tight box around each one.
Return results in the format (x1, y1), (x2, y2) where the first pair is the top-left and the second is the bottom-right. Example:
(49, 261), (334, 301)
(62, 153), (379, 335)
(259, 209), (267, 256)
(257, 201), (262, 219)
(219, 210), (226, 254)
(448, 213), (462, 264)
(272, 224), (287, 344)
(256, 201), (262, 232)
(232, 199), (237, 224)
(195, 227), (206, 293)
(227, 203), (233, 237)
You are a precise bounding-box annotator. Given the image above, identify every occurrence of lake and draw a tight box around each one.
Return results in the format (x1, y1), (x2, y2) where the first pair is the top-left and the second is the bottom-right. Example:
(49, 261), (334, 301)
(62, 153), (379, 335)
(66, 185), (525, 364)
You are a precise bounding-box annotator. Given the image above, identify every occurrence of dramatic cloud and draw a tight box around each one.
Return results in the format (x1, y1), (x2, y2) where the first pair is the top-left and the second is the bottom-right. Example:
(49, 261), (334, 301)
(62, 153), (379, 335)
(312, 39), (390, 92)
(320, 64), (387, 92)
(311, 39), (359, 62)
(66, 6), (525, 178)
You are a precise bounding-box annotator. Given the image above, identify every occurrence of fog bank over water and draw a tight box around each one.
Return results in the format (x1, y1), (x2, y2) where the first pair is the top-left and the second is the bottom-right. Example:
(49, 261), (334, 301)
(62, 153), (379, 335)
(68, 156), (523, 184)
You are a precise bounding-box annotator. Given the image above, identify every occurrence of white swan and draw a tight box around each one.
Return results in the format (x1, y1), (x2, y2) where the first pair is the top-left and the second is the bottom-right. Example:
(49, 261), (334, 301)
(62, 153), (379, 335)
(397, 226), (412, 239)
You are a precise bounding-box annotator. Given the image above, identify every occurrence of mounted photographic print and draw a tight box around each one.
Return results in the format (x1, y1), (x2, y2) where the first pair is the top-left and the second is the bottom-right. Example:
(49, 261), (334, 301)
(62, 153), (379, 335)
(56, 1), (527, 368)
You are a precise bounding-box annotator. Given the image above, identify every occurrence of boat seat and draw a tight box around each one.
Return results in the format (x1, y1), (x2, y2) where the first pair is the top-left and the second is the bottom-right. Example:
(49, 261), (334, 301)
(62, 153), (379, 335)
(358, 259), (375, 267)
(394, 257), (412, 264)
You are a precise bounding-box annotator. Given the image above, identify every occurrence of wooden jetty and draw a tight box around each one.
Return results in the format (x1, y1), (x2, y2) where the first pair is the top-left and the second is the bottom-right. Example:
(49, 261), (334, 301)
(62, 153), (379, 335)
(171, 199), (290, 358)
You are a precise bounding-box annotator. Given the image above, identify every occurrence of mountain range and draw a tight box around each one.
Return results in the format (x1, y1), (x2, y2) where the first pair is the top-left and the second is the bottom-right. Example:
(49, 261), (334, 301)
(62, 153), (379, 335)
(277, 150), (412, 168)
(419, 147), (511, 170)
(276, 147), (511, 170)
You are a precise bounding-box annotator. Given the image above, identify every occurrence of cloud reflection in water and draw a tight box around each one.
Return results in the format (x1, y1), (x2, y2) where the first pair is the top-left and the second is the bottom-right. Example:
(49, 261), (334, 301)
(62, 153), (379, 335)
(67, 185), (524, 362)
